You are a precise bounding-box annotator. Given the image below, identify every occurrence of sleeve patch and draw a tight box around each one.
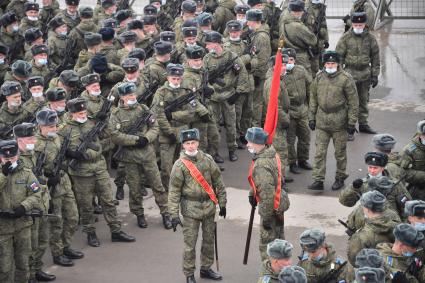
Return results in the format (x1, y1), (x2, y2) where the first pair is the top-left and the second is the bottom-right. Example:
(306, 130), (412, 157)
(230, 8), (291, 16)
(28, 181), (40, 193)
(262, 276), (270, 283)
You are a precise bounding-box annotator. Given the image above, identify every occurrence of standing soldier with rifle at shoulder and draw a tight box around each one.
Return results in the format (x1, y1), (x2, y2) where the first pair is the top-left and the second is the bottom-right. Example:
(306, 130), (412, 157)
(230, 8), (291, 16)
(245, 127), (290, 262)
(0, 139), (42, 283)
(109, 82), (172, 230)
(168, 128), (227, 283)
(34, 109), (83, 270)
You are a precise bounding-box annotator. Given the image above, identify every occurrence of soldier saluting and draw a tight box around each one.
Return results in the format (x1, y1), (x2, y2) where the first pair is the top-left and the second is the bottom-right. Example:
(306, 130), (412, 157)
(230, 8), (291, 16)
(168, 128), (227, 283)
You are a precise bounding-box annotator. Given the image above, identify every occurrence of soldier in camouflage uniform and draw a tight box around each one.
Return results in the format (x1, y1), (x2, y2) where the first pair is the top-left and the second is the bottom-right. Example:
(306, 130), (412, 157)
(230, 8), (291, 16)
(280, 48), (313, 175)
(57, 0), (81, 33)
(0, 45), (9, 88)
(278, 266), (308, 283)
(116, 31), (138, 63)
(115, 9), (133, 36)
(308, 51), (359, 191)
(47, 16), (68, 67)
(246, 127), (290, 261)
(298, 228), (354, 282)
(0, 81), (34, 140)
(59, 97), (135, 247)
(174, 27), (200, 64)
(404, 200), (425, 260)
(127, 19), (155, 54)
(34, 109), (83, 269)
(168, 128), (227, 283)
(222, 4), (250, 37)
(93, 0), (117, 25)
(98, 27), (121, 66)
(347, 191), (400, 266)
(377, 224), (425, 282)
(142, 15), (161, 45)
(0, 11), (25, 62)
(355, 248), (393, 282)
(196, 12), (214, 46)
(23, 28), (44, 61)
(39, 0), (61, 30)
(48, 70), (81, 100)
(143, 41), (173, 90)
(24, 76), (47, 114)
(372, 134), (404, 181)
(74, 32), (102, 72)
(224, 20), (255, 149)
(400, 120), (425, 201)
(29, 44), (53, 80)
(336, 12), (380, 136)
(258, 239), (294, 283)
(345, 0), (375, 31)
(0, 140), (41, 283)
(355, 266), (385, 283)
(109, 82), (173, 229)
(19, 2), (43, 36)
(245, 9), (272, 128)
(212, 0), (236, 34)
(45, 88), (68, 127)
(6, 0), (27, 19)
(173, 0), (197, 43)
(204, 31), (249, 162)
(280, 0), (317, 76)
(3, 61), (32, 100)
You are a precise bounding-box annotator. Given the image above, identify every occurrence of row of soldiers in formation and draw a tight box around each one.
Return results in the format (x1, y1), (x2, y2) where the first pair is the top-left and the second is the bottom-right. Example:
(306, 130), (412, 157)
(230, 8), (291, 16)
(0, 0), (419, 282)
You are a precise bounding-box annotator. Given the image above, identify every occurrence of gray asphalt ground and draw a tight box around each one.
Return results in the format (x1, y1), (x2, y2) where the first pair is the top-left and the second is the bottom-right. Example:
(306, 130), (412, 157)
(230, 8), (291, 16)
(38, 2), (425, 282)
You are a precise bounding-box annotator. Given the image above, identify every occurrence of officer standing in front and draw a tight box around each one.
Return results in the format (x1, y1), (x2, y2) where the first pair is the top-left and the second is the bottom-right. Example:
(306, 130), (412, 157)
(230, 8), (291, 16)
(168, 128), (227, 283)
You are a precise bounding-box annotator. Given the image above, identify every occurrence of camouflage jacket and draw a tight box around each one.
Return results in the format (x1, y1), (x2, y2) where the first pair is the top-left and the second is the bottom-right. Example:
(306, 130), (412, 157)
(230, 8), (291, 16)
(347, 209), (401, 265)
(77, 63), (125, 95)
(336, 29), (380, 82)
(18, 17), (42, 36)
(308, 68), (359, 131)
(283, 64), (312, 119)
(212, 0), (236, 34)
(0, 103), (34, 139)
(142, 58), (168, 87)
(258, 259), (279, 283)
(109, 103), (159, 164)
(67, 20), (99, 59)
(168, 150), (226, 220)
(39, 1), (61, 27)
(6, 0), (26, 19)
(74, 50), (96, 72)
(0, 27), (25, 61)
(400, 134), (425, 186)
(57, 9), (81, 32)
(249, 24), (272, 79)
(280, 13), (317, 55)
(305, 1), (329, 45)
(47, 31), (67, 67)
(0, 161), (41, 235)
(98, 44), (122, 66)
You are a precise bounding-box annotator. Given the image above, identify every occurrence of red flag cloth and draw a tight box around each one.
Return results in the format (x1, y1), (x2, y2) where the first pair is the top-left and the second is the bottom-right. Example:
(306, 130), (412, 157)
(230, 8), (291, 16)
(263, 51), (282, 144)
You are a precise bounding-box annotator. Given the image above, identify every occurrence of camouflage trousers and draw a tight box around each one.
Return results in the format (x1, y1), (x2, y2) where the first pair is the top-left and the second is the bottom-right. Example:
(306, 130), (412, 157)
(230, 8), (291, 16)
(287, 115), (311, 165)
(274, 127), (288, 178)
(312, 129), (349, 182)
(123, 161), (169, 216)
(206, 105), (220, 156)
(30, 217), (49, 279)
(310, 54), (320, 77)
(252, 77), (265, 127)
(210, 100), (237, 151)
(0, 227), (31, 283)
(114, 162), (126, 189)
(49, 174), (79, 257)
(356, 80), (371, 126)
(259, 215), (285, 262)
(160, 142), (181, 192)
(235, 90), (253, 136)
(71, 172), (121, 233)
(182, 215), (215, 276)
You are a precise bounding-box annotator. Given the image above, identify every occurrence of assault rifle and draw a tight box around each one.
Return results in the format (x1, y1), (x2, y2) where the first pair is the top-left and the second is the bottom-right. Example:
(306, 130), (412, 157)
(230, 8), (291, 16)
(338, 219), (356, 237)
(157, 0), (182, 30)
(112, 111), (155, 160)
(137, 80), (159, 106)
(49, 129), (72, 197)
(0, 209), (57, 218)
(0, 115), (36, 139)
(207, 56), (241, 87)
(33, 150), (47, 180)
(317, 261), (347, 283)
(164, 89), (198, 116)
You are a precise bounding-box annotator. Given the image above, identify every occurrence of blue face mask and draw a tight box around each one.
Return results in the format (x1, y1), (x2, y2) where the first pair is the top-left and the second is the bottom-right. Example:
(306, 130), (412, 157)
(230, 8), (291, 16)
(414, 222), (425, 232)
(37, 58), (48, 65)
(286, 63), (295, 71)
(313, 253), (324, 262)
(421, 139), (425, 146)
(403, 251), (414, 257)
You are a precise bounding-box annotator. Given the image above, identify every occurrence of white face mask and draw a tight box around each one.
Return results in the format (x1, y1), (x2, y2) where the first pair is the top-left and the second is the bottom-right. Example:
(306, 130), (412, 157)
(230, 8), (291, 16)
(185, 150), (198, 156)
(325, 67), (337, 74)
(47, 132), (57, 138)
(248, 148), (256, 154)
(90, 90), (101, 96)
(126, 99), (137, 106)
(353, 28), (364, 35)
(12, 24), (19, 32)
(311, 0), (322, 3)
(186, 43), (197, 48)
(59, 31), (67, 36)
(286, 63), (295, 71)
(127, 78), (138, 83)
(10, 161), (18, 169)
(75, 117), (87, 124)
(37, 58), (48, 65)
(191, 65), (202, 70)
(26, 143), (35, 151)
(55, 106), (65, 113)
(422, 139), (425, 146)
(10, 101), (21, 107)
(0, 58), (5, 65)
(169, 83), (180, 89)
(28, 16), (39, 21)
(32, 92), (43, 98)
(208, 48), (216, 54)
(369, 172), (383, 179)
(238, 19), (247, 25)
(229, 37), (240, 42)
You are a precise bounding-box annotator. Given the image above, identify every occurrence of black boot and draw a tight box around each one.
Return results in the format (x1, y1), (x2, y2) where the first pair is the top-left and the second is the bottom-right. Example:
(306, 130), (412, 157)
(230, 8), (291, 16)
(162, 214), (172, 230)
(229, 151), (238, 162)
(239, 135), (247, 145)
(298, 160), (313, 170)
(35, 270), (56, 281)
(359, 124), (377, 134)
(213, 154), (224, 164)
(331, 179), (345, 191)
(200, 268), (222, 280)
(137, 215), (148, 228)
(63, 247), (84, 259)
(87, 232), (100, 247)
(308, 181), (324, 191)
(115, 186), (124, 200)
(289, 163), (301, 174)
(140, 186), (148, 197)
(53, 255), (74, 267)
(285, 176), (294, 183)
(111, 231), (136, 242)
(186, 275), (197, 283)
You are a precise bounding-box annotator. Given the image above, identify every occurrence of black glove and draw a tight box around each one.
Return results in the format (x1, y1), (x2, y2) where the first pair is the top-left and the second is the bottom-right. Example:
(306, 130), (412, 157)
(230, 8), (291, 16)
(392, 272), (409, 283)
(347, 125), (357, 135)
(248, 196), (257, 208)
(352, 178), (363, 189)
(168, 133), (177, 144)
(370, 76), (378, 88)
(96, 111), (108, 120)
(1, 161), (13, 176)
(200, 114), (210, 123)
(308, 120), (316, 131)
(66, 149), (88, 161)
(13, 205), (26, 218)
(262, 218), (272, 230)
(171, 217), (182, 232)
(203, 86), (214, 99)
(47, 174), (61, 187)
(245, 62), (252, 72)
(227, 93), (240, 105)
(165, 110), (172, 121)
(219, 207), (226, 218)
(342, 14), (350, 24)
(48, 199), (54, 214)
(323, 41), (329, 49)
(136, 137), (149, 148)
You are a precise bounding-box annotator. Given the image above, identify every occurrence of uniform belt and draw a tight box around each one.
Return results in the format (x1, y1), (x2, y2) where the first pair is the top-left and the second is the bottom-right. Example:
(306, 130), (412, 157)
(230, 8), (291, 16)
(183, 195), (211, 202)
(319, 104), (346, 113)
